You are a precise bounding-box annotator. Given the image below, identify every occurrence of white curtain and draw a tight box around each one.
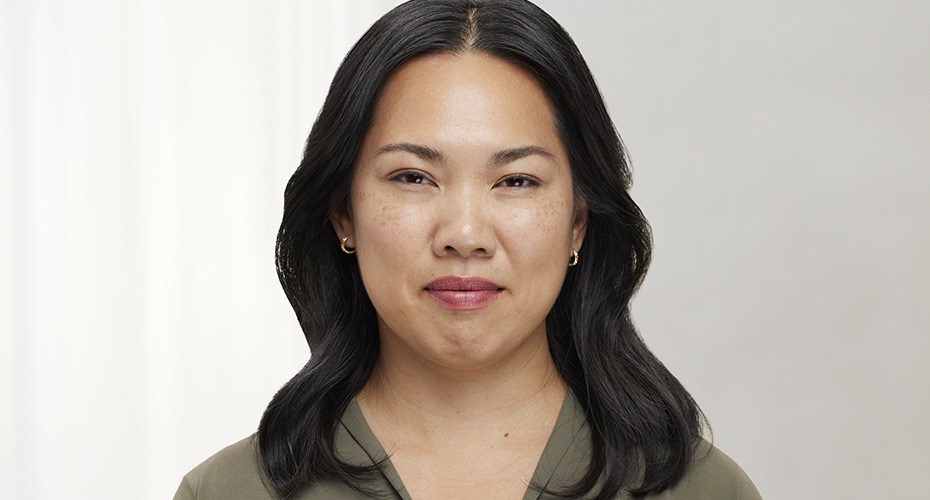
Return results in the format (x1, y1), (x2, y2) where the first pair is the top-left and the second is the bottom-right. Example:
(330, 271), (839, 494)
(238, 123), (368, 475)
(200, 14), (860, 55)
(1, 1), (399, 498)
(3, 1), (929, 499)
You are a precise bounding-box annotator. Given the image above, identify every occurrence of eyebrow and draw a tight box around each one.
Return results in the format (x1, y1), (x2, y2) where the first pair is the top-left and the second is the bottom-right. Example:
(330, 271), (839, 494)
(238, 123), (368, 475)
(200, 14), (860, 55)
(376, 143), (555, 166)
(490, 145), (555, 166)
(377, 143), (444, 162)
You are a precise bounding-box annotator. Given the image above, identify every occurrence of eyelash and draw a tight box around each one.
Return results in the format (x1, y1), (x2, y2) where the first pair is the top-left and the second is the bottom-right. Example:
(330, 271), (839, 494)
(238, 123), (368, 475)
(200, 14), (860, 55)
(497, 175), (539, 188)
(389, 171), (434, 185)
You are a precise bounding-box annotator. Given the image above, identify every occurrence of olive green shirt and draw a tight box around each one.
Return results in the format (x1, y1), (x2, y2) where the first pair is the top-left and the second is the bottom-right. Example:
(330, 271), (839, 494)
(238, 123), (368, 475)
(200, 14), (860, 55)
(174, 391), (762, 499)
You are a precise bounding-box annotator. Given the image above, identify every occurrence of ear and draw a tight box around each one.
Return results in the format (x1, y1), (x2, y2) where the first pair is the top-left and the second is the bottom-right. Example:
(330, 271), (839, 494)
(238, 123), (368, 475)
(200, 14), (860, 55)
(571, 198), (588, 252)
(330, 197), (354, 246)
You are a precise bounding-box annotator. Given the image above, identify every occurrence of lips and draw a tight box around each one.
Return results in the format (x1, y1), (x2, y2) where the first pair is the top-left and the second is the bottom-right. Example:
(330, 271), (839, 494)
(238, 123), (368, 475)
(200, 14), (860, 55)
(425, 276), (503, 310)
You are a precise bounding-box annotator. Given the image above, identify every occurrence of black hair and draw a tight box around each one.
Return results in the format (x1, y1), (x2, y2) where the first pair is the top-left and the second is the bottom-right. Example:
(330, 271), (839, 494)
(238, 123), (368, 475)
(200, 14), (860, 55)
(260, 1), (704, 498)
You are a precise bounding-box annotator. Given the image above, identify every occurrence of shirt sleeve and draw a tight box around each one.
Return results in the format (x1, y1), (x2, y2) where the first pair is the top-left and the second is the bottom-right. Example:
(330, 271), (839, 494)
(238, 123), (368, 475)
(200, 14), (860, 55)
(171, 435), (278, 500)
(650, 440), (763, 500)
(172, 471), (199, 500)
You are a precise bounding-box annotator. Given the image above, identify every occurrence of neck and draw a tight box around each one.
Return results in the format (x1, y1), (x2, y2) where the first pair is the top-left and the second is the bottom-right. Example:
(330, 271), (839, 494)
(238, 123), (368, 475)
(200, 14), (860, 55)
(357, 334), (567, 437)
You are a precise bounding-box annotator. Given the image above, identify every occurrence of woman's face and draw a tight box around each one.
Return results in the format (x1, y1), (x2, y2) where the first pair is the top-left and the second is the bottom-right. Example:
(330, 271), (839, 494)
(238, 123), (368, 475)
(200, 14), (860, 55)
(332, 51), (586, 372)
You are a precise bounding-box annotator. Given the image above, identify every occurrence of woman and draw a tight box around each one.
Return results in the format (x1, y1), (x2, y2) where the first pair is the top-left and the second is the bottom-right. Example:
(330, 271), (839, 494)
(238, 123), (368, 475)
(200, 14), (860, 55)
(175, 1), (761, 499)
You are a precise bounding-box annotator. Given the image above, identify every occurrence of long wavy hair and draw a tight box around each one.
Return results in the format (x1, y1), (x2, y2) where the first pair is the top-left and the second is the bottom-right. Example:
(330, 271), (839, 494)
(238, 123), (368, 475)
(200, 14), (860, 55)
(259, 1), (704, 498)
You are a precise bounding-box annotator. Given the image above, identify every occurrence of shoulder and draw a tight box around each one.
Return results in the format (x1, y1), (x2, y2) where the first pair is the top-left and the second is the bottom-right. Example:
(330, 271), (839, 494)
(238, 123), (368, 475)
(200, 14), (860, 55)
(173, 433), (374, 500)
(173, 434), (278, 500)
(645, 439), (762, 500)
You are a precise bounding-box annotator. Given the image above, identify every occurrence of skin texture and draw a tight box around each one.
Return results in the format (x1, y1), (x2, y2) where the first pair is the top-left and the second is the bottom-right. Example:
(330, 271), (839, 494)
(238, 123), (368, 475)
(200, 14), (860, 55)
(331, 51), (586, 499)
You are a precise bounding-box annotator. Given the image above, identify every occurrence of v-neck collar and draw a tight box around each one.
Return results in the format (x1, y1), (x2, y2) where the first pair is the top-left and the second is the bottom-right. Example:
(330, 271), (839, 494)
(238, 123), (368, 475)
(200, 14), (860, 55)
(337, 390), (590, 500)
(339, 398), (413, 500)
(522, 389), (590, 499)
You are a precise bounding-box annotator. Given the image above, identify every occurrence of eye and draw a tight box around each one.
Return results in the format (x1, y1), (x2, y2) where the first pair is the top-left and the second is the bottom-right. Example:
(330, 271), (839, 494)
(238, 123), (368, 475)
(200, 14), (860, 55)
(497, 175), (539, 188)
(390, 171), (434, 185)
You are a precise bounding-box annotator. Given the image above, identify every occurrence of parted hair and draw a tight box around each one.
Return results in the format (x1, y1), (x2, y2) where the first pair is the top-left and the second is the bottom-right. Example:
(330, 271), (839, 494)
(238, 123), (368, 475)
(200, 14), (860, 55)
(260, 1), (704, 498)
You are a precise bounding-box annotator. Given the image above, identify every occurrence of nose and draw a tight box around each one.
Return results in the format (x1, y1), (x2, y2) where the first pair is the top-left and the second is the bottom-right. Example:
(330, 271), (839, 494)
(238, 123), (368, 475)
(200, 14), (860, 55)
(432, 189), (497, 259)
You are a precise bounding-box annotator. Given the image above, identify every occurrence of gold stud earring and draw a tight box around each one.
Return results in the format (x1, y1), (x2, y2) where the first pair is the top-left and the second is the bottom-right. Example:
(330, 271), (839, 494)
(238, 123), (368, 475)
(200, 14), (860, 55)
(568, 249), (579, 267)
(340, 236), (356, 254)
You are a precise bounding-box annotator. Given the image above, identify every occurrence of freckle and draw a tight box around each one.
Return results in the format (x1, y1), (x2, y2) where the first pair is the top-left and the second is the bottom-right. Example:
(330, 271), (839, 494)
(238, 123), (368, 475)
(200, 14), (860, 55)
(504, 433), (509, 438)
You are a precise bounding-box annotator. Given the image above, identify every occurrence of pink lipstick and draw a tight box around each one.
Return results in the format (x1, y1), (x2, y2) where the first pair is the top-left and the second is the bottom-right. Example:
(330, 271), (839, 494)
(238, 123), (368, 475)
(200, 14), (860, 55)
(425, 276), (502, 310)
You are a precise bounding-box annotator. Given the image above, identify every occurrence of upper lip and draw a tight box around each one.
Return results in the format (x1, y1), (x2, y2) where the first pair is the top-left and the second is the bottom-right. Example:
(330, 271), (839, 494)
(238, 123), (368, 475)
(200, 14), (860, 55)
(426, 276), (501, 291)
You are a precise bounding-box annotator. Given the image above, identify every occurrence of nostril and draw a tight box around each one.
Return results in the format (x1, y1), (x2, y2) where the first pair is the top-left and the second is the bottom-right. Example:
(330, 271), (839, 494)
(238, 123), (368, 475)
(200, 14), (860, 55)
(443, 244), (488, 255)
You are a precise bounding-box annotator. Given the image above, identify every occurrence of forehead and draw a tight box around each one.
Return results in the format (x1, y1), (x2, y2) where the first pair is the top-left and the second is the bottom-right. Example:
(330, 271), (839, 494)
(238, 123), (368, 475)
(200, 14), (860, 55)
(366, 51), (561, 149)
(380, 50), (543, 97)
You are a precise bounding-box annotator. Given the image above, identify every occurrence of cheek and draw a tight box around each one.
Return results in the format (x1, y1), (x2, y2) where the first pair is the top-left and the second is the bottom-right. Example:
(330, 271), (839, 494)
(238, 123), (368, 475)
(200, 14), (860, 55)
(353, 201), (414, 315)
(354, 196), (429, 271)
(502, 196), (575, 256)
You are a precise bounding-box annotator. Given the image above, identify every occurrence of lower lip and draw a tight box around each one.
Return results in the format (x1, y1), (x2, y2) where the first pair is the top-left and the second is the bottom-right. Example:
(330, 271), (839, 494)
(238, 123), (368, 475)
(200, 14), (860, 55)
(427, 289), (502, 310)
